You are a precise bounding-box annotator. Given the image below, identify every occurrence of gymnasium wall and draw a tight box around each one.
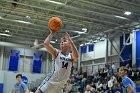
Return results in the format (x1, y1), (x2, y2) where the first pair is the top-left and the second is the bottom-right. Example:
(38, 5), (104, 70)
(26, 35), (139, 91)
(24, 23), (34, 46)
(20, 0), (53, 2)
(0, 70), (45, 93)
(81, 35), (120, 63)
(0, 46), (52, 73)
(81, 40), (106, 61)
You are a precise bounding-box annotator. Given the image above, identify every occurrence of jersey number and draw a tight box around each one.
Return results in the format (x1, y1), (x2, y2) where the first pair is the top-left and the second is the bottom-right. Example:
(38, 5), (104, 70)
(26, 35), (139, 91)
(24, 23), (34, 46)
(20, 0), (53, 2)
(62, 62), (68, 69)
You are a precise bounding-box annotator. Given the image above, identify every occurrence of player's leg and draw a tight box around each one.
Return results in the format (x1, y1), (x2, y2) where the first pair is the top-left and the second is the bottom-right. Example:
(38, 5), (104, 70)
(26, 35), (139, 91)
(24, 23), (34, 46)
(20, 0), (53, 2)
(35, 80), (47, 93)
(35, 89), (42, 93)
(35, 81), (55, 93)
(52, 84), (64, 93)
(56, 89), (63, 93)
(49, 88), (63, 93)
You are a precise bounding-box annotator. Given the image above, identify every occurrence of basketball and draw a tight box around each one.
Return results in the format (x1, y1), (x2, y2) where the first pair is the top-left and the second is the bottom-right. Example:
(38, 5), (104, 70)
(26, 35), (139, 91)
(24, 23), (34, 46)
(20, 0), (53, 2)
(48, 17), (62, 31)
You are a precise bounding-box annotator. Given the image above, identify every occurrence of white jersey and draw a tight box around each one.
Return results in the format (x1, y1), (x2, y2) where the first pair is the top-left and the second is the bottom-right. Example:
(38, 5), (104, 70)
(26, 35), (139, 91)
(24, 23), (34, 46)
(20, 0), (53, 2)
(45, 52), (73, 83)
(38, 52), (73, 93)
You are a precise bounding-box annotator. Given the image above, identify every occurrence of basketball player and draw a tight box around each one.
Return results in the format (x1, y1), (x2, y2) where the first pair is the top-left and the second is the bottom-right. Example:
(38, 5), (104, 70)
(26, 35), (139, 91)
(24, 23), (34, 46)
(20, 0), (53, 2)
(13, 74), (29, 93)
(35, 30), (78, 93)
(119, 66), (136, 93)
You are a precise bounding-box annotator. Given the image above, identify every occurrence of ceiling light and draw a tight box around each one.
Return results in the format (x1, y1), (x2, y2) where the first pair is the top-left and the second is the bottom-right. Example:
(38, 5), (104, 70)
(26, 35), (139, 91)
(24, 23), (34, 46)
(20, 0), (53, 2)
(16, 20), (31, 24)
(0, 17), (32, 24)
(45, 0), (64, 5)
(71, 34), (80, 39)
(5, 30), (9, 33)
(50, 41), (55, 43)
(100, 38), (105, 41)
(73, 31), (86, 34)
(93, 40), (98, 43)
(85, 42), (90, 45)
(82, 28), (87, 31)
(55, 39), (57, 41)
(80, 44), (84, 46)
(124, 11), (131, 15)
(26, 16), (30, 18)
(0, 33), (12, 36)
(115, 16), (127, 19)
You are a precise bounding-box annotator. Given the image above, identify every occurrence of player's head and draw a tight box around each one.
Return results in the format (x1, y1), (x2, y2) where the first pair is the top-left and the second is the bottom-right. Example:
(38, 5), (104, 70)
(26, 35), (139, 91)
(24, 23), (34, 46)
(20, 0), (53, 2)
(60, 37), (69, 50)
(97, 80), (101, 84)
(16, 74), (22, 83)
(118, 66), (128, 78)
(86, 85), (91, 91)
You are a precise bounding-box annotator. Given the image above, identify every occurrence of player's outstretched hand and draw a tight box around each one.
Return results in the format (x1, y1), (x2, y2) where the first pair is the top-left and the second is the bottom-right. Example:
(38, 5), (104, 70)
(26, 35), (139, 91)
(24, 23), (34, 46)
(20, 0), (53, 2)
(65, 32), (73, 46)
(49, 28), (56, 36)
(65, 32), (71, 40)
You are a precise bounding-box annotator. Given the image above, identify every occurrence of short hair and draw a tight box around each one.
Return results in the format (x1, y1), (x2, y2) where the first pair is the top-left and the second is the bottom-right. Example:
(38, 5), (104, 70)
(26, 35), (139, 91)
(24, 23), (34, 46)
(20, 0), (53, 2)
(16, 74), (22, 79)
(119, 66), (128, 72)
(61, 37), (66, 42)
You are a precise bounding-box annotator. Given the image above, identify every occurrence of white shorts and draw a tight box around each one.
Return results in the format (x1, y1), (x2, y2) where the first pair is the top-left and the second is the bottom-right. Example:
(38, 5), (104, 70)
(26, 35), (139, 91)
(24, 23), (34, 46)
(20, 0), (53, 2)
(38, 80), (64, 93)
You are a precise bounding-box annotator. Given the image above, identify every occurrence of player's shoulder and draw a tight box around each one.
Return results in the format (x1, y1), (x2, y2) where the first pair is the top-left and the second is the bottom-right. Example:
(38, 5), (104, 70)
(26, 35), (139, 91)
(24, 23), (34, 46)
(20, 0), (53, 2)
(20, 82), (26, 87)
(122, 77), (130, 83)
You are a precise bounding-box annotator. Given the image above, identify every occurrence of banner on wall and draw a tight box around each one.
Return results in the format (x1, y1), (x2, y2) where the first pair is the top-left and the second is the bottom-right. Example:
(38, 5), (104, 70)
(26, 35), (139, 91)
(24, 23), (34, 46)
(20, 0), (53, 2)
(0, 83), (3, 93)
(32, 52), (42, 73)
(88, 44), (94, 52)
(81, 45), (87, 53)
(8, 50), (20, 71)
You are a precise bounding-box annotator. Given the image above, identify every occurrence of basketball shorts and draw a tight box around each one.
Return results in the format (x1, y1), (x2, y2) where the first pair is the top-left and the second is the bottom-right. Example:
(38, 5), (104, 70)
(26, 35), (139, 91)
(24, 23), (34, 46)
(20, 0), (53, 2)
(38, 80), (65, 93)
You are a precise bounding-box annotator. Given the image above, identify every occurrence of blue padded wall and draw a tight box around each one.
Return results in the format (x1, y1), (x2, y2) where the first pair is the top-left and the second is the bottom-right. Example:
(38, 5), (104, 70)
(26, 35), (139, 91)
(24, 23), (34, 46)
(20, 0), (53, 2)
(120, 34), (132, 66)
(136, 30), (140, 67)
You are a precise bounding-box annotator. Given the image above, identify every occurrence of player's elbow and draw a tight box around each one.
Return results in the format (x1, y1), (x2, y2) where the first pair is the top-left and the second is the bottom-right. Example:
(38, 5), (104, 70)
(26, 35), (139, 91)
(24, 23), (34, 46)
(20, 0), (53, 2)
(73, 54), (78, 62)
(44, 42), (50, 47)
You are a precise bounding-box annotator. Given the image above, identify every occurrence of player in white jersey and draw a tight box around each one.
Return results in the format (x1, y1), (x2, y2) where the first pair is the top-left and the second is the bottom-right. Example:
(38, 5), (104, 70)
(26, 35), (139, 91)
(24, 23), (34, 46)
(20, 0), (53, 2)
(35, 30), (78, 93)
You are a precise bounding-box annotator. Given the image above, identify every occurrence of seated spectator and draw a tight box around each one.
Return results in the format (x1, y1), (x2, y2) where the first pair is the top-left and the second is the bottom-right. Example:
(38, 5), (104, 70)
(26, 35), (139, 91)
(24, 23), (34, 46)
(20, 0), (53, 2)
(108, 77), (113, 89)
(63, 79), (73, 93)
(84, 85), (92, 93)
(90, 82), (96, 89)
(96, 80), (103, 89)
(112, 63), (116, 73)
(104, 68), (108, 77)
(111, 75), (117, 85)
(84, 85), (96, 93)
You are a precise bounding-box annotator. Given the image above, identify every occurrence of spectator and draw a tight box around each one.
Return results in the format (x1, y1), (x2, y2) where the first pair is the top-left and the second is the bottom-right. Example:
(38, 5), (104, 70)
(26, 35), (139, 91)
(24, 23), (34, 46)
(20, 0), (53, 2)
(96, 80), (103, 89)
(128, 67), (132, 78)
(111, 75), (117, 84)
(111, 63), (116, 74)
(63, 79), (73, 93)
(90, 82), (96, 89)
(108, 77), (113, 89)
(104, 68), (108, 77)
(70, 63), (139, 93)
(84, 85), (92, 93)
(13, 74), (29, 93)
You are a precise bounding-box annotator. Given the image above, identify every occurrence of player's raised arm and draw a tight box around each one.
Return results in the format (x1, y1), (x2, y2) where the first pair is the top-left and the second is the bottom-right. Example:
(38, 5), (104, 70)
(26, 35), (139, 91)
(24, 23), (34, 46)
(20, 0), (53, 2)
(44, 30), (58, 59)
(65, 32), (78, 62)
